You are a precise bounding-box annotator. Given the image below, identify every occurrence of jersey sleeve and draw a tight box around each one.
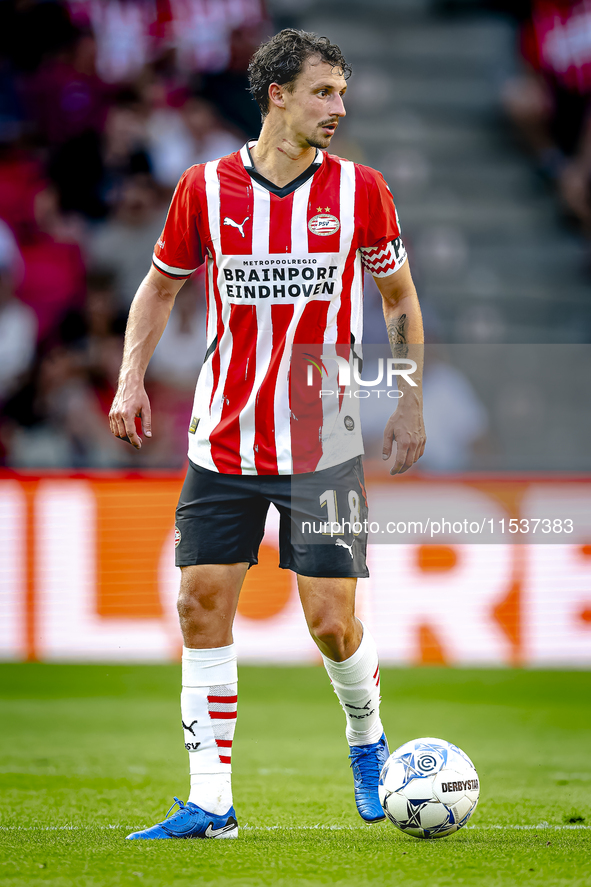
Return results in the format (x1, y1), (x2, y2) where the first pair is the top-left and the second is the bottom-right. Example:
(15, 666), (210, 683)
(358, 168), (408, 278)
(152, 168), (204, 279)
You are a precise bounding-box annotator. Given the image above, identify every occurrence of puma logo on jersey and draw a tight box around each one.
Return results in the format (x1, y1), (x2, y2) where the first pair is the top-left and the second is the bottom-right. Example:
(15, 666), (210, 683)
(335, 538), (354, 558)
(223, 215), (250, 238)
(182, 719), (198, 735)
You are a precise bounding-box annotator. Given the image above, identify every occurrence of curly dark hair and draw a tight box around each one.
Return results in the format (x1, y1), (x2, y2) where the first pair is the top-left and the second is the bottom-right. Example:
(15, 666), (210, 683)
(248, 29), (352, 118)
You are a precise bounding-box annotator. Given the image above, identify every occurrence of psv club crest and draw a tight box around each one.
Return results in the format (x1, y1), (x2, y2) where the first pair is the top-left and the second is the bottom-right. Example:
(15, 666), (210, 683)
(308, 213), (340, 236)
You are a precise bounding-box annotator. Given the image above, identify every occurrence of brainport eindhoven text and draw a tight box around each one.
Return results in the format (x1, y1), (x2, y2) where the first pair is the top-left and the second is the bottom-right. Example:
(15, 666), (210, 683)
(223, 262), (337, 299)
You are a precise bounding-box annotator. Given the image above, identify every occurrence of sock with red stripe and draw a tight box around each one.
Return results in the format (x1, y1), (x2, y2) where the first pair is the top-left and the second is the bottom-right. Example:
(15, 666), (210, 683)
(320, 623), (384, 747)
(181, 644), (237, 815)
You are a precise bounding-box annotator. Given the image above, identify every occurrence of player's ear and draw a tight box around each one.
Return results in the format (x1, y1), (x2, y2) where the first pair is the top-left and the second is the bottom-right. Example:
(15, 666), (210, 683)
(268, 82), (286, 110)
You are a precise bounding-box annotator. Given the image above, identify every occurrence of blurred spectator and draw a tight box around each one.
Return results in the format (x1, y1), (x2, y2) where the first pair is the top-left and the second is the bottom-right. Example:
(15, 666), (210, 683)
(0, 55), (26, 145)
(196, 1), (271, 135)
(503, 1), (591, 178)
(0, 143), (46, 237)
(0, 1), (78, 81)
(0, 264), (128, 468)
(101, 88), (152, 205)
(500, 0), (591, 234)
(16, 186), (86, 343)
(68, 0), (268, 133)
(82, 270), (125, 350)
(4, 183), (85, 345)
(146, 94), (242, 187)
(559, 121), (591, 232)
(59, 269), (125, 363)
(359, 349), (489, 472)
(24, 29), (109, 148)
(0, 0), (268, 468)
(1, 343), (114, 467)
(67, 0), (162, 84)
(88, 174), (166, 311)
(171, 0), (266, 74)
(0, 219), (24, 284)
(0, 222), (36, 402)
(419, 357), (489, 473)
(24, 26), (112, 218)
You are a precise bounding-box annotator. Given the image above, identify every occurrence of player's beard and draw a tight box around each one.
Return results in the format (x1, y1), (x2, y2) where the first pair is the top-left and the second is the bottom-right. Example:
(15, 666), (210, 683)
(306, 123), (337, 150)
(306, 135), (330, 149)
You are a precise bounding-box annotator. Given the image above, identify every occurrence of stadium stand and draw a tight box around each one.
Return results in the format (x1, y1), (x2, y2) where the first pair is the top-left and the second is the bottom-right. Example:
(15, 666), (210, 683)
(293, 0), (590, 345)
(0, 0), (589, 469)
(0, 0), (269, 468)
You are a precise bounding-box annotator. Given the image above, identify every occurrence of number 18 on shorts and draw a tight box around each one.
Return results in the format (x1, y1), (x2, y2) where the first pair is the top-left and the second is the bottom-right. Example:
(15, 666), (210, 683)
(289, 456), (369, 576)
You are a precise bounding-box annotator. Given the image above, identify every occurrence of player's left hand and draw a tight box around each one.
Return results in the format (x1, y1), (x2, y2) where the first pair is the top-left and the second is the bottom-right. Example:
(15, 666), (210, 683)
(382, 396), (426, 475)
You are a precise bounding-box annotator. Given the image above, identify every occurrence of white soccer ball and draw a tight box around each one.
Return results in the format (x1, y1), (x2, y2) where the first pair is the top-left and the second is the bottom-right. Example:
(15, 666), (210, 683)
(378, 737), (479, 839)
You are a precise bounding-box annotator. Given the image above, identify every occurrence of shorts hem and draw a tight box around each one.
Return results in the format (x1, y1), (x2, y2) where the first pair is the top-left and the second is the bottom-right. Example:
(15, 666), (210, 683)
(278, 561), (369, 579)
(175, 556), (258, 568)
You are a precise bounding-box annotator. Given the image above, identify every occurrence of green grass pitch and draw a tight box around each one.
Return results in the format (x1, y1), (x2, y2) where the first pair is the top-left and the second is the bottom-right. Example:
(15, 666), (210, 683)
(0, 664), (590, 887)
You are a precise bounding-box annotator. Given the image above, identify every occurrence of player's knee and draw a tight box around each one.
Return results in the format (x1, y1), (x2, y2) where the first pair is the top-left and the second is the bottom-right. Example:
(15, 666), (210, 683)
(308, 613), (352, 653)
(177, 583), (211, 626)
(177, 571), (230, 625)
(177, 587), (197, 625)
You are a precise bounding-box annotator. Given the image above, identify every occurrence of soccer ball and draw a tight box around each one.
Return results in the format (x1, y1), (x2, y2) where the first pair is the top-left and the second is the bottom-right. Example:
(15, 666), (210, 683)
(378, 737), (479, 839)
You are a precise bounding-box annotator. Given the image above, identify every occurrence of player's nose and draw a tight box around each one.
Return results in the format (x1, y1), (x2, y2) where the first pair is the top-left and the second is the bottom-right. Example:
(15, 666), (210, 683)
(330, 93), (346, 118)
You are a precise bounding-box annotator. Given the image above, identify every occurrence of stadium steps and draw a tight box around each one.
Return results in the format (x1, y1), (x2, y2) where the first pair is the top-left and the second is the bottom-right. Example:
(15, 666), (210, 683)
(296, 0), (590, 343)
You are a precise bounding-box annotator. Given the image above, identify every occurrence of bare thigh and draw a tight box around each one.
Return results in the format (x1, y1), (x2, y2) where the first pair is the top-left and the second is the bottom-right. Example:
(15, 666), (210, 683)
(178, 563), (249, 648)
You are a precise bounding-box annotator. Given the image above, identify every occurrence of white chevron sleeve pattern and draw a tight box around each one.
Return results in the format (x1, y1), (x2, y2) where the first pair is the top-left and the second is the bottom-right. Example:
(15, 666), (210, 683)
(360, 237), (408, 277)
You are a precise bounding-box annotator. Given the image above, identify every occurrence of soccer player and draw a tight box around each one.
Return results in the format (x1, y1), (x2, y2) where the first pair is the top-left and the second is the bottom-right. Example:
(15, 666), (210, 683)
(109, 29), (425, 840)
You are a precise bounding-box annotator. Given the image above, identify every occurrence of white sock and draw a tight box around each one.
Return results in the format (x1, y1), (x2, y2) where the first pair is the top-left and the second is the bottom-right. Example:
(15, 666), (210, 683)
(181, 644), (237, 815)
(321, 624), (384, 746)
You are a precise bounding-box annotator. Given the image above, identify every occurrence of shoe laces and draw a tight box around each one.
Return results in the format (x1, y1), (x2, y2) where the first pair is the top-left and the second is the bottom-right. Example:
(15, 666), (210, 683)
(349, 744), (382, 783)
(165, 797), (186, 819)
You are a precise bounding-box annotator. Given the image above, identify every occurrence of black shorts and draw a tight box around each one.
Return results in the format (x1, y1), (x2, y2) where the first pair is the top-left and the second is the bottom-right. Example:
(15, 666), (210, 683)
(175, 456), (369, 578)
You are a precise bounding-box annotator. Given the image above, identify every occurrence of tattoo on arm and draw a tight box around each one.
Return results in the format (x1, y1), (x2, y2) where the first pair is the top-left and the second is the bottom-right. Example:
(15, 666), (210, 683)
(387, 313), (408, 359)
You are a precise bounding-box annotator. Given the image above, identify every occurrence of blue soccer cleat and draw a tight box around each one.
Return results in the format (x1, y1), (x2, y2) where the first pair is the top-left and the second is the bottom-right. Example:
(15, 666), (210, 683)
(349, 733), (390, 822)
(126, 797), (238, 840)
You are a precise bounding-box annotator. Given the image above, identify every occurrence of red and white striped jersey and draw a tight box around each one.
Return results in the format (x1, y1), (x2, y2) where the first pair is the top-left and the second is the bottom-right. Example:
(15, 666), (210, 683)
(153, 141), (407, 475)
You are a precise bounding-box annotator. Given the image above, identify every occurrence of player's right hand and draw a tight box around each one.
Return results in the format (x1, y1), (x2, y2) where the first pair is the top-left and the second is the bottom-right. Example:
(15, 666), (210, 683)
(109, 379), (152, 449)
